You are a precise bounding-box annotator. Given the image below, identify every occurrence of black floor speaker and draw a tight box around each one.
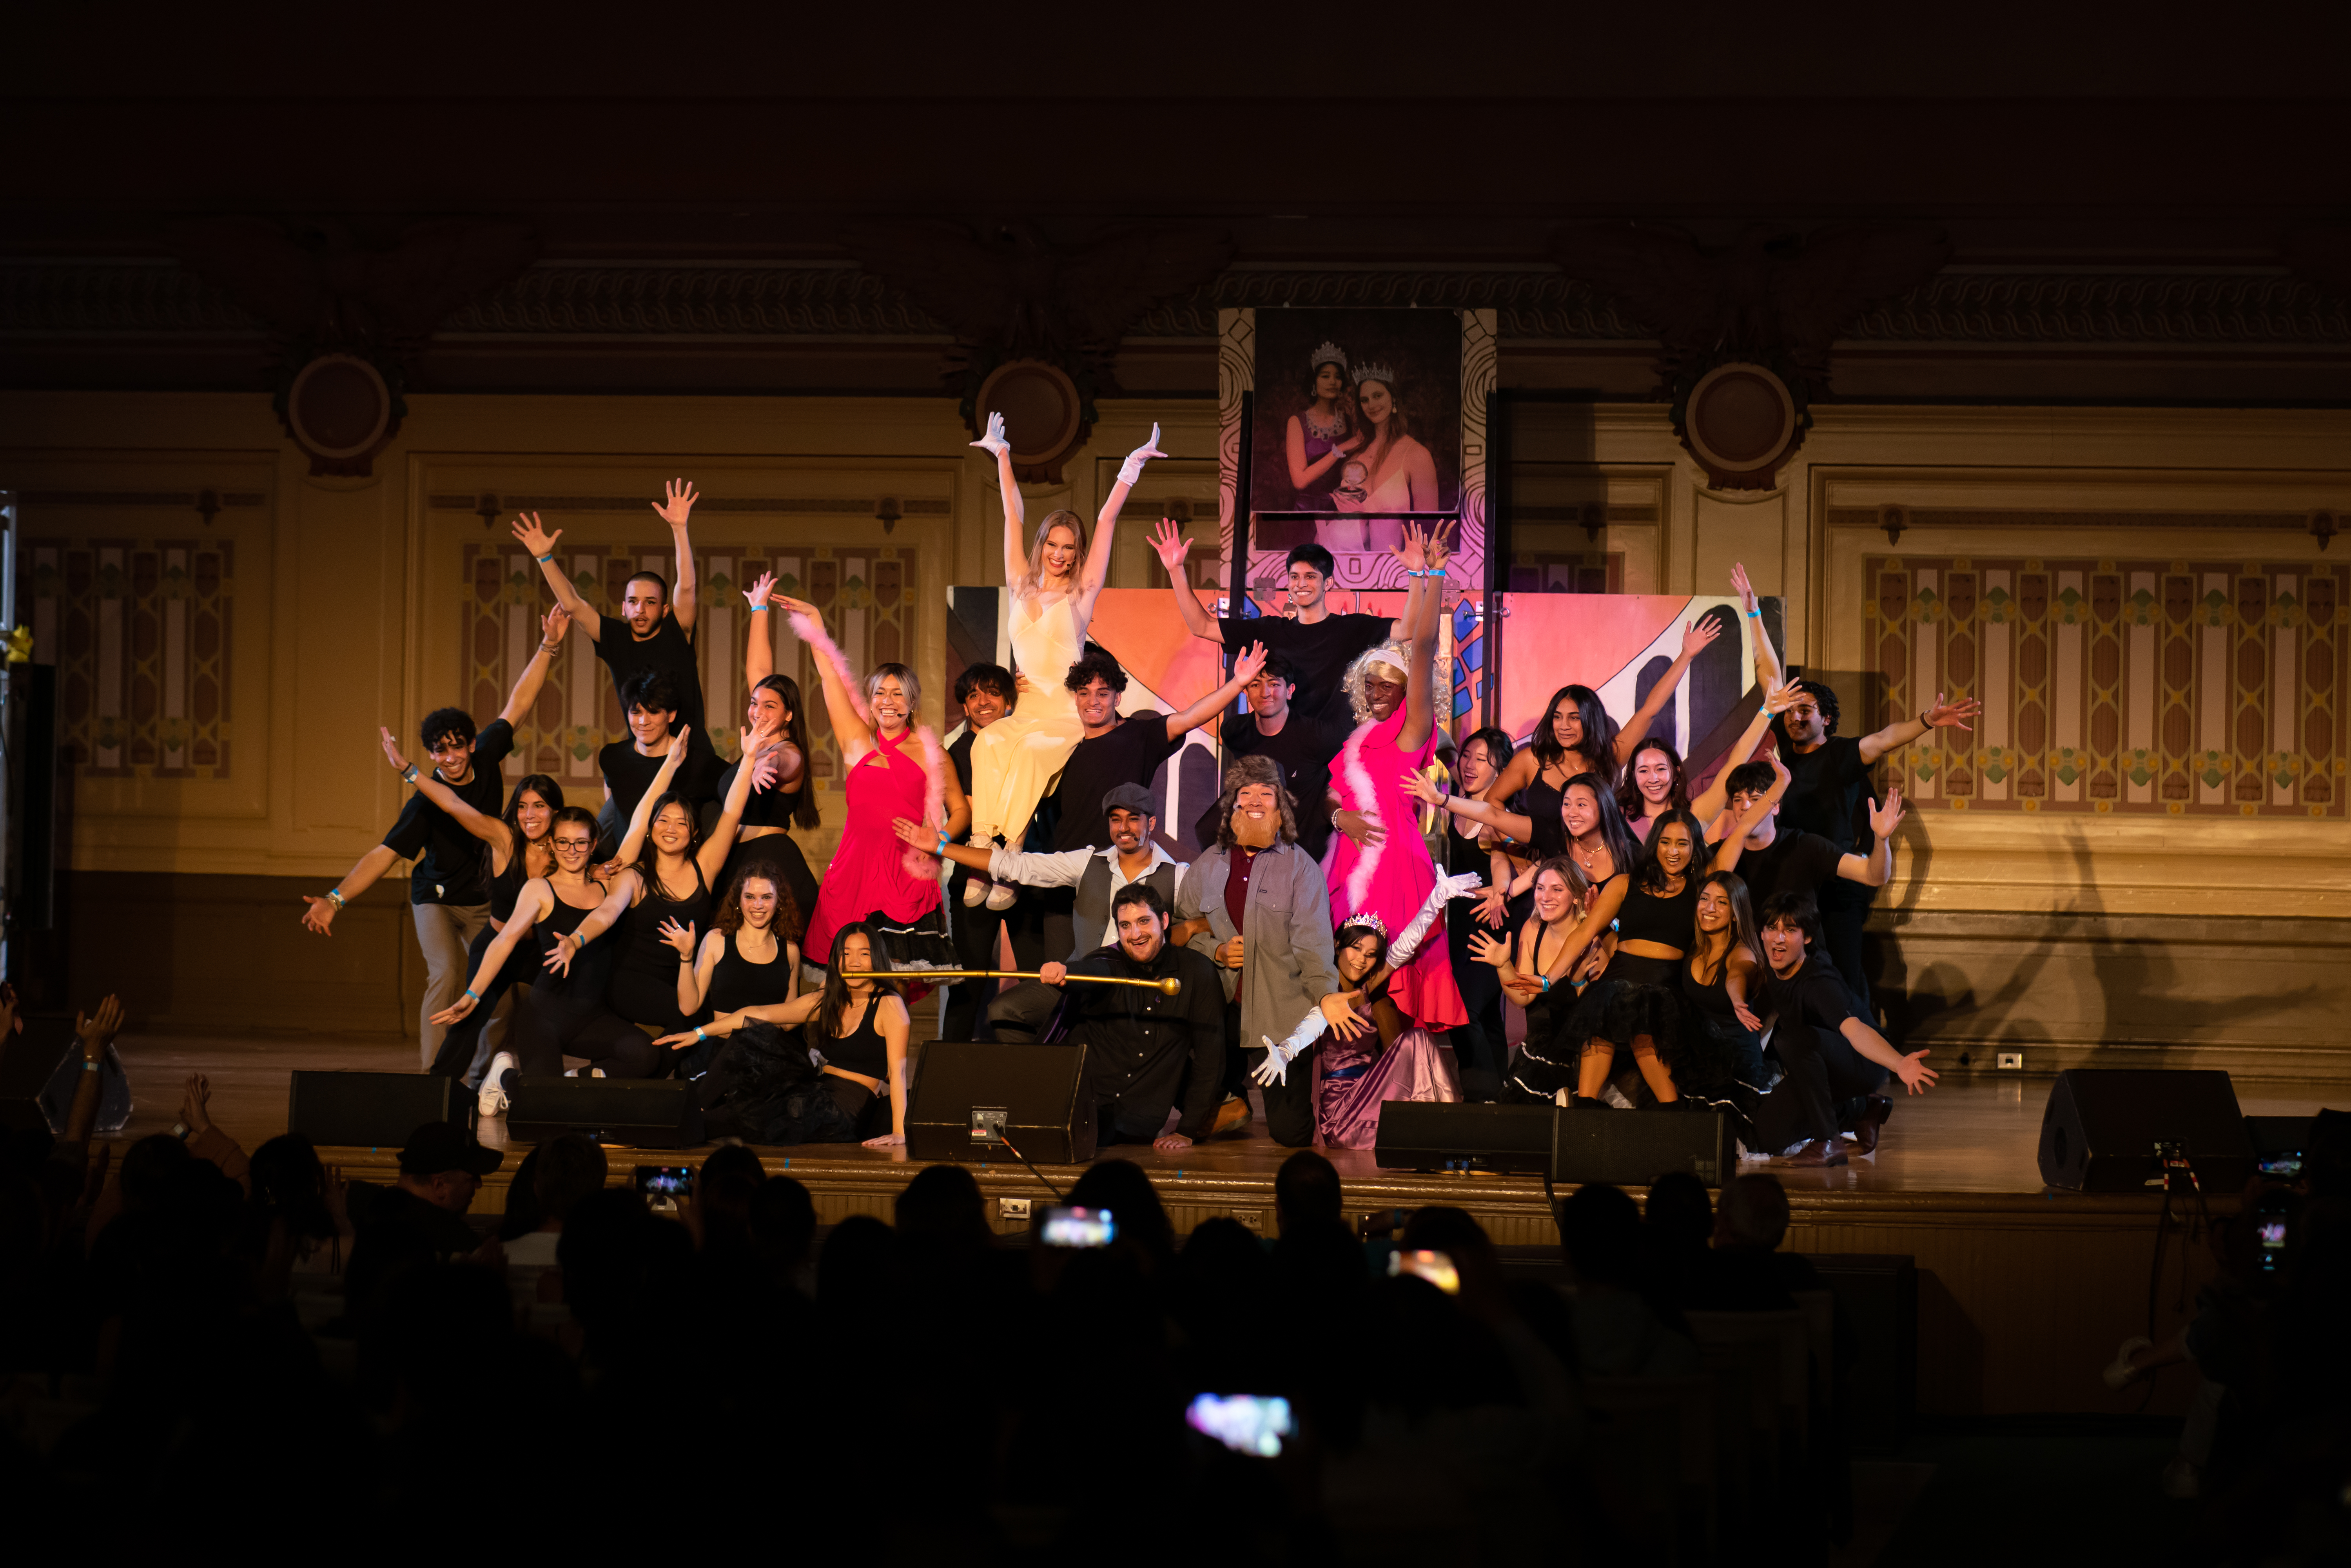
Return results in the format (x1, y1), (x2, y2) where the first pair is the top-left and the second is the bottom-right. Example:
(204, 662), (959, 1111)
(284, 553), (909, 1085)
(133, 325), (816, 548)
(1375, 1102), (1556, 1174)
(907, 1041), (1094, 1165)
(1551, 1107), (1735, 1187)
(288, 1070), (475, 1149)
(2037, 1069), (2251, 1193)
(506, 1075), (702, 1148)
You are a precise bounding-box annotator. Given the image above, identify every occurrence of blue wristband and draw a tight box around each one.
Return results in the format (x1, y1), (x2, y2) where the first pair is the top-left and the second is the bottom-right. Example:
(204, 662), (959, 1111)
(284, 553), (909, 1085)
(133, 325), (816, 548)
(463, 988), (479, 1002)
(535, 552), (554, 564)
(1539, 975), (1552, 993)
(1746, 609), (1761, 618)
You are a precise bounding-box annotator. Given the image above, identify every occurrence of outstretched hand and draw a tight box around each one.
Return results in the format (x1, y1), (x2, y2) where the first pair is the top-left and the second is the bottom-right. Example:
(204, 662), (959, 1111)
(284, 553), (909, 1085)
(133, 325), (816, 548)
(1318, 992), (1368, 1040)
(74, 995), (124, 1058)
(1895, 1048), (1937, 1094)
(1732, 997), (1764, 1033)
(744, 570), (776, 613)
(541, 605), (571, 648)
(428, 993), (478, 1028)
(511, 511), (560, 558)
(1149, 517), (1192, 573)
(1680, 616), (1725, 659)
(1921, 691), (1982, 731)
(1868, 784), (1907, 839)
(654, 727), (693, 779)
(1467, 929), (1513, 969)
(1399, 769), (1446, 808)
(971, 410), (1010, 458)
(379, 726), (411, 776)
(891, 816), (944, 853)
(1731, 561), (1758, 615)
(1230, 640), (1270, 685)
(1117, 422), (1166, 486)
(653, 478), (699, 528)
(658, 918), (697, 960)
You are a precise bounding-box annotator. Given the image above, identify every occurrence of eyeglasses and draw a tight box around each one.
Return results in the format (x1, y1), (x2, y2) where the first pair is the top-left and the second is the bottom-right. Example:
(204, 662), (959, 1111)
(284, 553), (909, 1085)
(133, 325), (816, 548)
(553, 837), (594, 850)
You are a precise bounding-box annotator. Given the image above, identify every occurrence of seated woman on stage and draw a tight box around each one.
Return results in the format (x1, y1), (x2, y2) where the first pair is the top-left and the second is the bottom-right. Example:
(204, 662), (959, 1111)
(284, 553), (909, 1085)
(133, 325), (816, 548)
(1306, 871), (1482, 1148)
(546, 715), (772, 1037)
(661, 861), (802, 1077)
(1408, 765), (1640, 950)
(1467, 857), (1590, 1100)
(656, 923), (911, 1148)
(431, 806), (641, 1112)
(717, 568), (822, 934)
(1682, 871), (1771, 1102)
(376, 723), (564, 1084)
(1750, 890), (1937, 1167)
(1618, 680), (1800, 842)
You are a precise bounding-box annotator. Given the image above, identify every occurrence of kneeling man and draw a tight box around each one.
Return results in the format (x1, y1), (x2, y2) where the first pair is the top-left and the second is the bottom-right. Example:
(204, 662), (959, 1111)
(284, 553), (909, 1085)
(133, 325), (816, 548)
(1039, 883), (1226, 1153)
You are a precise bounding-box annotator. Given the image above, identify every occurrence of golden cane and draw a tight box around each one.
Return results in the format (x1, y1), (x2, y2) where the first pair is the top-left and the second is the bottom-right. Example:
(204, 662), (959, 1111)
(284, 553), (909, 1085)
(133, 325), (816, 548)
(840, 968), (1183, 997)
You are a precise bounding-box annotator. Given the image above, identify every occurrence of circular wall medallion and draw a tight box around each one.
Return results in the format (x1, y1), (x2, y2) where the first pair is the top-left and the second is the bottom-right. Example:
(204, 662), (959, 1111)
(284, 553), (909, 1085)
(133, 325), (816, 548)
(1682, 362), (1798, 483)
(974, 359), (1085, 480)
(285, 353), (393, 463)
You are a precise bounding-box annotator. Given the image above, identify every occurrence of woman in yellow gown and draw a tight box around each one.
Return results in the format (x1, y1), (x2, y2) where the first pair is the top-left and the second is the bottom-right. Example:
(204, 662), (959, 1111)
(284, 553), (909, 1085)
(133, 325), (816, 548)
(962, 411), (1166, 908)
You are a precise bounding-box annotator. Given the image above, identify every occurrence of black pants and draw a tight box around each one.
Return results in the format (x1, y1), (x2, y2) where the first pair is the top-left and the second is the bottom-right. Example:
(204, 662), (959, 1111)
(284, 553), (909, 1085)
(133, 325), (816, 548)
(1818, 897), (1874, 1020)
(1752, 1022), (1888, 1152)
(986, 980), (1065, 1044)
(825, 1075), (890, 1140)
(512, 988), (663, 1080)
(428, 926), (535, 1080)
(1448, 906), (1510, 1102)
(941, 864), (1006, 1042)
(1224, 998), (1314, 1146)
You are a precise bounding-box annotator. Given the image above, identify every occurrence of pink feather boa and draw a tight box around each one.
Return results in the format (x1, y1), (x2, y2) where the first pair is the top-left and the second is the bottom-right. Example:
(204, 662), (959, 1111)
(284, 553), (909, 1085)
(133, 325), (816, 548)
(1336, 718), (1382, 914)
(789, 608), (949, 881)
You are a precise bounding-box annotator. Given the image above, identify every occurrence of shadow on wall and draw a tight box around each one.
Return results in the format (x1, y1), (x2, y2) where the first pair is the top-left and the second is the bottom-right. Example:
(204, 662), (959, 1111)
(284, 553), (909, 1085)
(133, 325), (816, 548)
(1871, 822), (2328, 1070)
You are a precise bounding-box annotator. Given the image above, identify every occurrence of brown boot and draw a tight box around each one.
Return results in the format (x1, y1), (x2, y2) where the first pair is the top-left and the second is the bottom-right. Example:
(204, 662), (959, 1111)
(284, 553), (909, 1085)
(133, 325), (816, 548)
(1208, 1095), (1253, 1138)
(1849, 1095), (1895, 1155)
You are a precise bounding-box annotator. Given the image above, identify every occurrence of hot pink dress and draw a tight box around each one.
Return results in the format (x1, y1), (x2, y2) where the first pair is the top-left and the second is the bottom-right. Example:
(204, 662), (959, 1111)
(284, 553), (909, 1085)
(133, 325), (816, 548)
(1327, 709), (1468, 1030)
(803, 728), (940, 964)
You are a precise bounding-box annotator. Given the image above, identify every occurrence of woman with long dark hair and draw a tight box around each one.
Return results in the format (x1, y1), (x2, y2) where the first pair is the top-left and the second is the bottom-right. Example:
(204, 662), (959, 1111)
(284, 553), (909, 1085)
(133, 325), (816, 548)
(544, 714), (771, 1035)
(721, 567), (822, 931)
(662, 860), (802, 1076)
(379, 723), (565, 1083)
(656, 922), (911, 1146)
(1618, 681), (1800, 840)
(1466, 856), (1591, 1098)
(1682, 870), (1770, 1096)
(1480, 616), (1720, 820)
(1410, 767), (1640, 921)
(1284, 341), (1362, 507)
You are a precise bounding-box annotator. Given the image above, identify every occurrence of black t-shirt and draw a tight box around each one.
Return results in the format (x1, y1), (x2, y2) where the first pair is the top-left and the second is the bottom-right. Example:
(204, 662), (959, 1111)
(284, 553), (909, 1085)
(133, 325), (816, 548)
(1196, 712), (1347, 863)
(1710, 827), (1844, 915)
(600, 738), (723, 829)
(595, 613), (705, 732)
(1049, 712), (1181, 854)
(1763, 960), (1865, 1032)
(1780, 736), (1878, 911)
(381, 719), (514, 906)
(1217, 611), (1392, 729)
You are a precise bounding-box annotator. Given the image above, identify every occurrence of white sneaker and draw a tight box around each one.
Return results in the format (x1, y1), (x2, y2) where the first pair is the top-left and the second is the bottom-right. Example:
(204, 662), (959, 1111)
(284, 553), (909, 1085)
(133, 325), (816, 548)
(478, 1052), (516, 1119)
(962, 876), (990, 908)
(2102, 1336), (2152, 1390)
(985, 881), (1018, 911)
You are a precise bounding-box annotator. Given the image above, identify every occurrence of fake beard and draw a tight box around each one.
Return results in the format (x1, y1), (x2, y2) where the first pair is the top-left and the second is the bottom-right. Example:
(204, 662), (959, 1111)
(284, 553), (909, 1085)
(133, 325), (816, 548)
(1230, 809), (1280, 850)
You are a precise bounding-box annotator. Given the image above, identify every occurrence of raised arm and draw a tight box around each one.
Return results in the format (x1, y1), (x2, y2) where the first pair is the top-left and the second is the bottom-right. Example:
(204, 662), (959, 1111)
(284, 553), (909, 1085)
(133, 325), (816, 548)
(301, 845), (399, 934)
(1614, 615), (1725, 761)
(512, 511), (601, 642)
(1837, 785), (1905, 887)
(1691, 681), (1800, 831)
(773, 596), (878, 764)
(1857, 691), (1982, 766)
(654, 479), (700, 634)
(497, 605), (570, 730)
(1395, 523), (1446, 750)
(693, 716), (777, 883)
(1072, 424), (1165, 624)
(675, 926), (721, 1019)
(1163, 640), (1269, 742)
(742, 569), (776, 688)
(379, 728), (512, 863)
(1711, 750), (1795, 876)
(613, 731), (693, 867)
(1150, 518), (1224, 644)
(972, 412), (1030, 593)
(1730, 564), (1784, 691)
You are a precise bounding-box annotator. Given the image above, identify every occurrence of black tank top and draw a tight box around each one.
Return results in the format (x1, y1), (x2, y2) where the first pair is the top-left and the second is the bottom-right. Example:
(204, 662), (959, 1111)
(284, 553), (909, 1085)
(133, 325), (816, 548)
(534, 890), (613, 999)
(1614, 876), (1698, 949)
(488, 845), (531, 924)
(721, 755), (812, 831)
(815, 993), (889, 1082)
(612, 861), (712, 1000)
(1682, 951), (1753, 1033)
(1445, 818), (1489, 877)
(704, 928), (795, 1019)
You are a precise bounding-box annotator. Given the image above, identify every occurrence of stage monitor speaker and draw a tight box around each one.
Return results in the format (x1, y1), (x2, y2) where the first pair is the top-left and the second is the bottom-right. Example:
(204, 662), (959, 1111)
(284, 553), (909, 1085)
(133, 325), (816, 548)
(506, 1075), (702, 1149)
(1375, 1102), (1555, 1174)
(1550, 1107), (1735, 1188)
(288, 1070), (474, 1149)
(906, 1041), (1094, 1166)
(2037, 1069), (2251, 1193)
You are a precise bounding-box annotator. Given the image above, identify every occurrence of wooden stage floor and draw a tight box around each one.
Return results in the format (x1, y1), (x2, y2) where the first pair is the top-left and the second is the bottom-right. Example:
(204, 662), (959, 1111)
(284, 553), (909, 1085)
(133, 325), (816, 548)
(93, 1030), (2346, 1418)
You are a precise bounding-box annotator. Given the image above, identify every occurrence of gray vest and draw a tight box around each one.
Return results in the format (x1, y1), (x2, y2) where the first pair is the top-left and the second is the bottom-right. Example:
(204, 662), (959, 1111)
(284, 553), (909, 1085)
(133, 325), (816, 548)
(1070, 856), (1181, 961)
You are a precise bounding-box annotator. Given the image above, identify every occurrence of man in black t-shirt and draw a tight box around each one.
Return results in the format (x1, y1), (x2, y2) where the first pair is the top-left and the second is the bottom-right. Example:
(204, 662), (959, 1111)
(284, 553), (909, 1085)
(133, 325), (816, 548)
(597, 669), (723, 853)
(1709, 758), (1901, 915)
(1191, 651), (1348, 862)
(1752, 891), (1936, 1165)
(303, 609), (567, 1068)
(1152, 531), (1411, 730)
(1772, 678), (1980, 1013)
(1032, 642), (1269, 958)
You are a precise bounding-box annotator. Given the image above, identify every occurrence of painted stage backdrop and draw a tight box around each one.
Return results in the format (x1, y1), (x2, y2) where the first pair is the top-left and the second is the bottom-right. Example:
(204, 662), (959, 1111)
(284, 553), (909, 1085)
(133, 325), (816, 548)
(1220, 306), (1495, 601)
(1491, 593), (1788, 797)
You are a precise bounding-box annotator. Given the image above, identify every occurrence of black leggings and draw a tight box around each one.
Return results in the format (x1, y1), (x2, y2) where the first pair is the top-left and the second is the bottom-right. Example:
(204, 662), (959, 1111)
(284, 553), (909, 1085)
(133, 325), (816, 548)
(1752, 1022), (1888, 1152)
(512, 987), (664, 1080)
(428, 929), (540, 1080)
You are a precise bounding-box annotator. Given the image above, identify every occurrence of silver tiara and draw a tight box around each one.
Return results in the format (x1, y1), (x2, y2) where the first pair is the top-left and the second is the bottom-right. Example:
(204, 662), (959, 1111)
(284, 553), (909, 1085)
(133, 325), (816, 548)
(1339, 910), (1390, 940)
(1311, 341), (1348, 372)
(1353, 359), (1396, 386)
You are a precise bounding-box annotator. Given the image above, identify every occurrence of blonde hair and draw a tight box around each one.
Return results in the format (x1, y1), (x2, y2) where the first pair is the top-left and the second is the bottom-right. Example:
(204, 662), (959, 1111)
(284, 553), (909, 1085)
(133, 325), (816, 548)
(1341, 640), (1412, 722)
(1026, 509), (1088, 589)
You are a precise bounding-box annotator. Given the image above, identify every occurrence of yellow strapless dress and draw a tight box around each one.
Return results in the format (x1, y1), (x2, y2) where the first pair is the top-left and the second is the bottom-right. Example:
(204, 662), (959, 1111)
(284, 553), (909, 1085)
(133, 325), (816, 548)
(967, 594), (1088, 844)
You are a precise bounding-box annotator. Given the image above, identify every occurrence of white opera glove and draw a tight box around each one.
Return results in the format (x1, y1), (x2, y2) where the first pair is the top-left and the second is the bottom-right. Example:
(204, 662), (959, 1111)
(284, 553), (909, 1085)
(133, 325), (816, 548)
(1387, 871), (1485, 967)
(972, 410), (1010, 457)
(1250, 1011), (1330, 1088)
(1117, 422), (1166, 487)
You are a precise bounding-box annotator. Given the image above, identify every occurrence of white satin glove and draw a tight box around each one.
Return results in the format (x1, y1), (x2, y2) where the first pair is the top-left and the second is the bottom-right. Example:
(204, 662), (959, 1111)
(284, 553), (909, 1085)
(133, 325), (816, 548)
(1250, 1011), (1330, 1088)
(971, 410), (1010, 457)
(1117, 422), (1166, 487)
(1387, 871), (1485, 966)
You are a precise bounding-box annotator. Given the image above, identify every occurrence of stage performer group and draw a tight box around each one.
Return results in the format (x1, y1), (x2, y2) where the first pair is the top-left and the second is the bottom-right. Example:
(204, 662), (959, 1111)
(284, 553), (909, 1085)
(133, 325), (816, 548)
(306, 436), (1974, 1167)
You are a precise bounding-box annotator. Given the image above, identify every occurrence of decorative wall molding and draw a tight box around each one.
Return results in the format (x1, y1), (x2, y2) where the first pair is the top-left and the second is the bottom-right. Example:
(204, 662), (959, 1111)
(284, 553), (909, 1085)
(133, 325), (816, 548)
(9, 259), (2351, 349)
